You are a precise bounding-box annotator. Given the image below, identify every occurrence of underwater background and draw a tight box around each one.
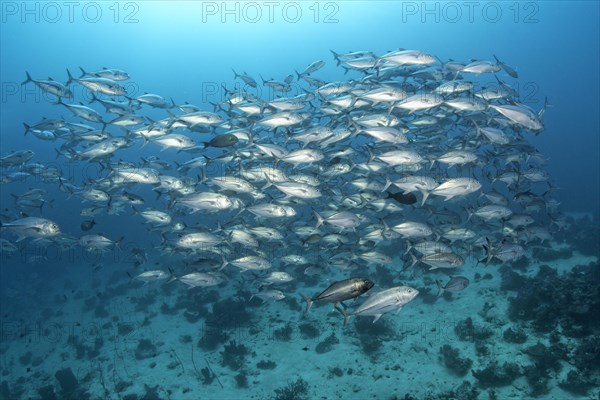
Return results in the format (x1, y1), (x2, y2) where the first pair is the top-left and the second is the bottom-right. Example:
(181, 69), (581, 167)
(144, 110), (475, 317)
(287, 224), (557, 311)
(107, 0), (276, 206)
(1, 2), (599, 400)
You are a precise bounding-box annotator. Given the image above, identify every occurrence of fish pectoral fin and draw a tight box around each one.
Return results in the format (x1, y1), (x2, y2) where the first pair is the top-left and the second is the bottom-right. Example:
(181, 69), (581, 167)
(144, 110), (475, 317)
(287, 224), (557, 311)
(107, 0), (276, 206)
(372, 314), (383, 323)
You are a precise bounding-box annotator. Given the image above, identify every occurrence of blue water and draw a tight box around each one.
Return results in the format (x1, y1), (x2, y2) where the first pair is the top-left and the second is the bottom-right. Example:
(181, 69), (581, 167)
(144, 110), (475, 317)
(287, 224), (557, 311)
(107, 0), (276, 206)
(1, 2), (599, 399)
(2, 2), (598, 213)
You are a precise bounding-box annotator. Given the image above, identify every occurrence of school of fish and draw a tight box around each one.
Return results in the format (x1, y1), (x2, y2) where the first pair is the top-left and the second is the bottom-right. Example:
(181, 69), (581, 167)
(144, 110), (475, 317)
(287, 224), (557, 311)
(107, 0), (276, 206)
(0, 48), (561, 325)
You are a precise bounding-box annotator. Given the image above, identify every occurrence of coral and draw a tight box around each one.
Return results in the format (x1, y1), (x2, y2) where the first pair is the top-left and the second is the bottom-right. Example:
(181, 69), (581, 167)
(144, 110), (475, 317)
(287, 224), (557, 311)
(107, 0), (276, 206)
(206, 298), (254, 328)
(499, 266), (528, 291)
(502, 327), (527, 343)
(273, 324), (294, 341)
(141, 384), (161, 400)
(524, 342), (567, 373)
(220, 341), (249, 371)
(135, 339), (158, 360)
(507, 262), (600, 336)
(328, 367), (343, 377)
(423, 381), (479, 400)
(351, 317), (395, 358)
(418, 287), (437, 305)
(0, 382), (10, 400)
(55, 368), (78, 395)
(439, 345), (472, 376)
(118, 323), (134, 335)
(472, 362), (520, 388)
(452, 381), (479, 400)
(523, 363), (550, 397)
(257, 360), (277, 369)
(19, 351), (32, 365)
(272, 378), (309, 400)
(359, 336), (383, 356)
(284, 297), (302, 312)
(200, 367), (215, 385)
(315, 332), (339, 354)
(180, 334), (192, 344)
(509, 256), (529, 270)
(374, 264), (394, 285)
(454, 317), (493, 342)
(133, 292), (157, 312)
(115, 381), (132, 393)
(298, 322), (320, 339)
(94, 305), (109, 318)
(37, 385), (57, 400)
(235, 372), (248, 388)
(160, 302), (178, 315)
(572, 335), (600, 372)
(559, 369), (599, 395)
(474, 340), (488, 356)
(198, 328), (229, 351)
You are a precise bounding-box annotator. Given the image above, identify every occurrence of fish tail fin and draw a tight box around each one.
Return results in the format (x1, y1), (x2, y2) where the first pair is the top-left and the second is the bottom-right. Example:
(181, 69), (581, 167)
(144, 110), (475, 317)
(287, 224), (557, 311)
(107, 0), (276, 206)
(219, 255), (228, 271)
(339, 307), (351, 327)
(261, 173), (273, 191)
(54, 96), (65, 107)
(366, 145), (375, 163)
(482, 237), (493, 266)
(300, 293), (313, 316)
(436, 280), (444, 297)
(404, 252), (418, 271)
(382, 177), (392, 192)
(404, 240), (412, 255)
(167, 195), (177, 210)
(465, 207), (473, 222)
(78, 66), (87, 78)
(312, 209), (324, 231)
(330, 50), (341, 66)
(22, 71), (33, 85)
(419, 189), (430, 207)
(115, 236), (125, 250)
(140, 133), (149, 148)
(66, 68), (74, 85)
(23, 123), (31, 136)
(167, 267), (178, 283)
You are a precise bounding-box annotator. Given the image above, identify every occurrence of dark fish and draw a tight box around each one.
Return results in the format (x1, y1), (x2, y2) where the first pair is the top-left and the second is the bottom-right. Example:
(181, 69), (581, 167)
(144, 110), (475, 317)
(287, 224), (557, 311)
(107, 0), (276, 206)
(386, 191), (417, 205)
(302, 277), (374, 316)
(436, 276), (469, 297)
(203, 134), (239, 148)
(80, 219), (96, 231)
